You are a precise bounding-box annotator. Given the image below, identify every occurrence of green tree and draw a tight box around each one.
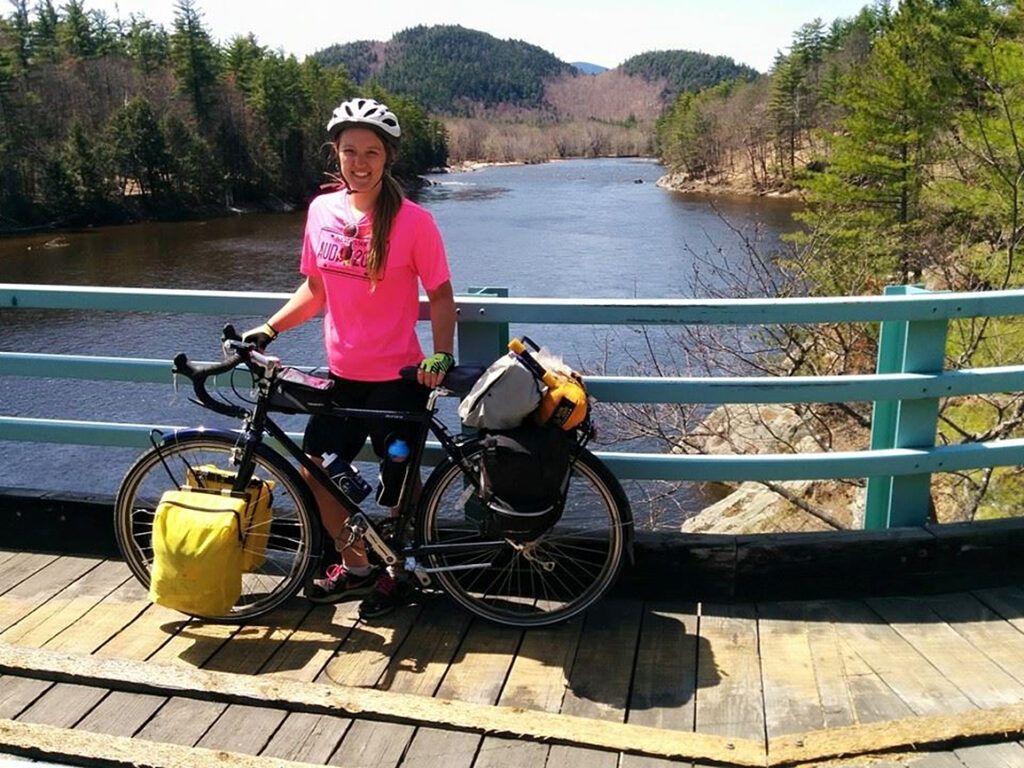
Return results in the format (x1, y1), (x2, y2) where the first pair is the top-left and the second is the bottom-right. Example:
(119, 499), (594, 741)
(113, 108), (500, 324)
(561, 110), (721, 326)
(162, 114), (218, 202)
(935, 1), (1024, 289)
(61, 117), (114, 221)
(223, 33), (263, 95)
(32, 0), (59, 63)
(794, 0), (955, 286)
(125, 14), (168, 73)
(8, 0), (31, 70)
(169, 0), (220, 121)
(56, 0), (95, 58)
(109, 97), (171, 201)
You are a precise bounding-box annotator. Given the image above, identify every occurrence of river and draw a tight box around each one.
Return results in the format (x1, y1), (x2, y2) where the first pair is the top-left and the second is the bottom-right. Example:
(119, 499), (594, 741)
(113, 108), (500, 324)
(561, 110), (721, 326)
(0, 158), (801, 527)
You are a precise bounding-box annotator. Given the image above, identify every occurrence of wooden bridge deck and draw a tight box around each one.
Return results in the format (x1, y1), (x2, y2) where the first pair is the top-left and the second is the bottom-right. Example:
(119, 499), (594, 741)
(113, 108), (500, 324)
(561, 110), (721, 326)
(1, 548), (1024, 767)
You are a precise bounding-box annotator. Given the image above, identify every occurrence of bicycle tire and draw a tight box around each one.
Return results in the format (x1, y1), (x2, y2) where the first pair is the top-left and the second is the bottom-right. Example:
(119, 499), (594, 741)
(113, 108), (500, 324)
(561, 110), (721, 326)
(417, 442), (631, 627)
(114, 433), (321, 621)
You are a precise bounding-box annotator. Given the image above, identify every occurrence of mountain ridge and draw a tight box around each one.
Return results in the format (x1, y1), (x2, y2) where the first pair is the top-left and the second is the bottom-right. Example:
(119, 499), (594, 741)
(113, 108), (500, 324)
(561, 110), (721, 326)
(314, 25), (758, 118)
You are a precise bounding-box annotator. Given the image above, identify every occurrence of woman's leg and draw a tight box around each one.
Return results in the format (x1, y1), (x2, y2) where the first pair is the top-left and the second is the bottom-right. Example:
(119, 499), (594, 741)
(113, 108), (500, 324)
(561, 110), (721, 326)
(301, 457), (370, 569)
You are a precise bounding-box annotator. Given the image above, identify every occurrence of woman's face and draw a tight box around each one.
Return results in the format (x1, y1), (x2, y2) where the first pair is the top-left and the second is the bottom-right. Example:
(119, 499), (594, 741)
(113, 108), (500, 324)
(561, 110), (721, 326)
(337, 126), (388, 196)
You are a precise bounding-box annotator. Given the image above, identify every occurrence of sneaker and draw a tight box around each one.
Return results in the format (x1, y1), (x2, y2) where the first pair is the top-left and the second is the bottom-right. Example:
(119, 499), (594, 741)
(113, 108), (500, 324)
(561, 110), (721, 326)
(305, 564), (378, 604)
(358, 572), (415, 619)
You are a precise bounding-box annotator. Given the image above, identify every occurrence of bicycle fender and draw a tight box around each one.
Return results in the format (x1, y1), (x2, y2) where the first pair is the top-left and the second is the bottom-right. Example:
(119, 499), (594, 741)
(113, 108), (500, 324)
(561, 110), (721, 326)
(159, 427), (306, 498)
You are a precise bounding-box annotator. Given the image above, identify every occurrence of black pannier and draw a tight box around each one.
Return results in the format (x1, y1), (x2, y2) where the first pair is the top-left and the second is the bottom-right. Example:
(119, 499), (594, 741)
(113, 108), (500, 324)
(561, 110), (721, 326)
(480, 422), (574, 540)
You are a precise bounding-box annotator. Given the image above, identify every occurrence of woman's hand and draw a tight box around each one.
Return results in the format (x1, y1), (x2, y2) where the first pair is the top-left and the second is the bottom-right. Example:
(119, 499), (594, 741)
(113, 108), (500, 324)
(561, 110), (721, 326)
(418, 351), (454, 388)
(241, 322), (278, 350)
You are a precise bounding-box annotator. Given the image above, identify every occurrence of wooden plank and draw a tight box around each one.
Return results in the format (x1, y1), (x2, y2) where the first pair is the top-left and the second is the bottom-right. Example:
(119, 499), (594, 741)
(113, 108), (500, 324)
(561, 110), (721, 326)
(0, 553), (58, 595)
(757, 602), (825, 738)
(328, 596), (474, 768)
(135, 599), (311, 747)
(0, 717), (329, 768)
(43, 575), (149, 654)
(472, 616), (581, 768)
(0, 638), (768, 764)
(866, 596), (1024, 709)
(769, 703), (1024, 764)
(919, 593), (1024, 690)
(953, 742), (1024, 767)
(694, 602), (764, 740)
(0, 559), (130, 647)
(800, 601), (912, 726)
(974, 586), (1024, 635)
(198, 600), (364, 757)
(13, 563), (180, 733)
(400, 618), (522, 768)
(16, 683), (109, 728)
(799, 602), (857, 729)
(5, 557), (147, 732)
(0, 556), (99, 633)
(0, 676), (49, 720)
(74, 691), (166, 737)
(621, 601), (700, 768)
(821, 600), (974, 717)
(547, 599), (645, 768)
(261, 601), (426, 764)
(63, 598), (268, 743)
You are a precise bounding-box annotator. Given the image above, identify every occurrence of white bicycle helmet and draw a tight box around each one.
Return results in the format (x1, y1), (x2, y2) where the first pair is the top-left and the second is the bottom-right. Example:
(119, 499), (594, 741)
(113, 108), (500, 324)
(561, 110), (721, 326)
(326, 98), (401, 140)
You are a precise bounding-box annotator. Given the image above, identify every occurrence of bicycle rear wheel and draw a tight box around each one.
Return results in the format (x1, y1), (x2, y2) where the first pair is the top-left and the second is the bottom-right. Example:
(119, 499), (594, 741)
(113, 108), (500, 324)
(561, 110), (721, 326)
(114, 434), (320, 621)
(418, 444), (631, 627)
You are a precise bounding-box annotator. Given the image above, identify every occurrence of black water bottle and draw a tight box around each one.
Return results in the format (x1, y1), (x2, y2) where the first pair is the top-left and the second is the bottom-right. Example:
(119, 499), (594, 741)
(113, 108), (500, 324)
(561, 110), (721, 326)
(376, 438), (410, 507)
(323, 452), (371, 503)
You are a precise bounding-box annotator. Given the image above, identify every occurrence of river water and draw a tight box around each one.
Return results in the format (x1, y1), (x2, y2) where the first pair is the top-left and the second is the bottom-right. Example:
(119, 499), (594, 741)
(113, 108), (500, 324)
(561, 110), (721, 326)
(0, 158), (800, 527)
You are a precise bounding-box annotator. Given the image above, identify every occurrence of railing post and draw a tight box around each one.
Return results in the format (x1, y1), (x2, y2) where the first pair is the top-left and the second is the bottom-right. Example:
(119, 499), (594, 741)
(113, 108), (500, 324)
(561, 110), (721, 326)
(456, 287), (509, 365)
(864, 285), (948, 529)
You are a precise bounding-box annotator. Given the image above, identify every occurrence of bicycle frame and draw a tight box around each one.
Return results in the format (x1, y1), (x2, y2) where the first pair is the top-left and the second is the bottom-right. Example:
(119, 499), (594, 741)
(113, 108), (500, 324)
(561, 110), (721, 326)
(223, 374), (506, 583)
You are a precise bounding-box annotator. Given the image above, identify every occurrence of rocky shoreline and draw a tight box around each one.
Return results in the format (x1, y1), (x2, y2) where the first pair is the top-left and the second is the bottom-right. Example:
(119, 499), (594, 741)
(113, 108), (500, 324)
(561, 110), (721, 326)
(656, 169), (799, 199)
(681, 403), (866, 534)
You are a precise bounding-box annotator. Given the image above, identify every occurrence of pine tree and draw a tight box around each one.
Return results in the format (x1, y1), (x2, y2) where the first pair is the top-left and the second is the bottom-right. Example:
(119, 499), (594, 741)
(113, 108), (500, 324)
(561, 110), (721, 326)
(169, 0), (220, 121)
(32, 0), (59, 63)
(109, 97), (171, 201)
(8, 0), (31, 70)
(794, 0), (956, 286)
(125, 14), (168, 74)
(223, 33), (263, 96)
(56, 0), (94, 58)
(938, 0), (1024, 288)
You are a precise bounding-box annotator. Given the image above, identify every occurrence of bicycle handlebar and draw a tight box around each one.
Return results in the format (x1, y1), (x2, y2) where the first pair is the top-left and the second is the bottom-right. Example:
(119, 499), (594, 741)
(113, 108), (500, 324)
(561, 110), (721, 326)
(171, 324), (272, 418)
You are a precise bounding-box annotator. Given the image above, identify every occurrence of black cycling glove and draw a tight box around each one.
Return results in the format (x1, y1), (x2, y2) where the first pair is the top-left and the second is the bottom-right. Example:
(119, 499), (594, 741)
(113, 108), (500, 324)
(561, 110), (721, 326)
(241, 322), (278, 350)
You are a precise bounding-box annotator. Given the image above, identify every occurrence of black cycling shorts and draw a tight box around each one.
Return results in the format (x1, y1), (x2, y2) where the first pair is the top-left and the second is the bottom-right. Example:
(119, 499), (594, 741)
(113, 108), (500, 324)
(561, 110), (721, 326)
(302, 375), (427, 464)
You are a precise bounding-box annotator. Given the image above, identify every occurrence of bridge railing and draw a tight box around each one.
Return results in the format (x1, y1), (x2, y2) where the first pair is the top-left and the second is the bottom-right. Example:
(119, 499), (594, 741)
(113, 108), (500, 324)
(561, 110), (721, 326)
(3, 282), (1024, 531)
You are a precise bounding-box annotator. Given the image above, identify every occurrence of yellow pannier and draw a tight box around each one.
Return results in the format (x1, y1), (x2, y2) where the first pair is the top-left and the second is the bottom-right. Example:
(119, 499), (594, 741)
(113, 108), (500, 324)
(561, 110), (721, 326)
(186, 465), (275, 572)
(149, 488), (245, 616)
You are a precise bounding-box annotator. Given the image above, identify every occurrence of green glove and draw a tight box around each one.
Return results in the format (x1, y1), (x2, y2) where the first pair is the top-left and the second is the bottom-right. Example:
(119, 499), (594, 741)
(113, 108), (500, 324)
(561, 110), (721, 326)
(419, 351), (454, 376)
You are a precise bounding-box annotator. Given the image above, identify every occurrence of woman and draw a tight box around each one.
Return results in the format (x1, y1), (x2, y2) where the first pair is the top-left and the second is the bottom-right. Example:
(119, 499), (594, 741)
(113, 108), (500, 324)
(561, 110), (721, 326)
(243, 98), (455, 619)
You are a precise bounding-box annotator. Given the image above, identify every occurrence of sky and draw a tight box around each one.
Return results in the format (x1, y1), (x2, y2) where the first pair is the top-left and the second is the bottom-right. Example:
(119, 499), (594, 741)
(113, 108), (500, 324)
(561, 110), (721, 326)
(80, 0), (875, 73)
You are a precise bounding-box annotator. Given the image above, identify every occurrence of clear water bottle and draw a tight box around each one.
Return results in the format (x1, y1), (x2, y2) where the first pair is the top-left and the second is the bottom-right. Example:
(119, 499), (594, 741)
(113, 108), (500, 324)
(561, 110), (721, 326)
(322, 452), (371, 504)
(376, 438), (410, 507)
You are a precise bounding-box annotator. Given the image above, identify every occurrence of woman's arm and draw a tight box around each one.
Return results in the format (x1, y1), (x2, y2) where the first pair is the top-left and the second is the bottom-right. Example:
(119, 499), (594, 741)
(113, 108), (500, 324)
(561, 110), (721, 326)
(419, 279), (456, 387)
(243, 274), (325, 345)
(268, 273), (325, 333)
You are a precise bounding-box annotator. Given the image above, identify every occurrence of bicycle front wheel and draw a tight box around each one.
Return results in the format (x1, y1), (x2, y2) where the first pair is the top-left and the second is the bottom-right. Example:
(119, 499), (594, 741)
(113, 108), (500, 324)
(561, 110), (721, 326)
(114, 434), (321, 621)
(418, 445), (631, 628)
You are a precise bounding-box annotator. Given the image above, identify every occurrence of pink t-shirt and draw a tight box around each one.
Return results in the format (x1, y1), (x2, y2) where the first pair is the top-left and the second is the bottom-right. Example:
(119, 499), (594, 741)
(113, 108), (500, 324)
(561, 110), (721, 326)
(300, 190), (451, 381)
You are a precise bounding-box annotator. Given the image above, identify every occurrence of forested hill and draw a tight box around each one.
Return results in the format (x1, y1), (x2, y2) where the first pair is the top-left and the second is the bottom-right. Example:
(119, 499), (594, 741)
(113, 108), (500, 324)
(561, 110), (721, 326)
(315, 25), (575, 113)
(620, 50), (759, 97)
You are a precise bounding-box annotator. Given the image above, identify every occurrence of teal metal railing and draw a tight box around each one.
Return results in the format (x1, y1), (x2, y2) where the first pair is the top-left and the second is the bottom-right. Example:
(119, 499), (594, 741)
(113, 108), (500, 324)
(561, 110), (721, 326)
(3, 282), (1024, 530)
